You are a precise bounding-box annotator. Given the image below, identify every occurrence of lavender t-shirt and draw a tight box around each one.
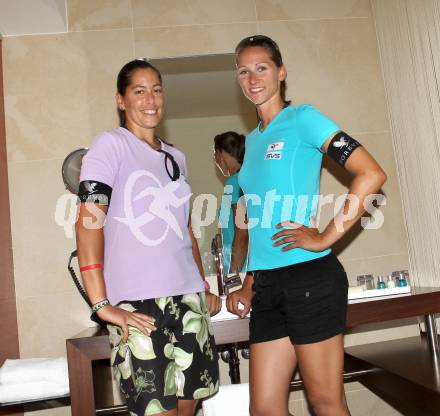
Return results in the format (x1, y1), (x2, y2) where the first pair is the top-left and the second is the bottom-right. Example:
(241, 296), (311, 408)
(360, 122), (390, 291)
(79, 127), (203, 304)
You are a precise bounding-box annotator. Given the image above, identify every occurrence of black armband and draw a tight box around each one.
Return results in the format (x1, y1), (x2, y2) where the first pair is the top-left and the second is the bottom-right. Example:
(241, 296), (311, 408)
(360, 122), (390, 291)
(78, 180), (112, 205)
(326, 131), (362, 167)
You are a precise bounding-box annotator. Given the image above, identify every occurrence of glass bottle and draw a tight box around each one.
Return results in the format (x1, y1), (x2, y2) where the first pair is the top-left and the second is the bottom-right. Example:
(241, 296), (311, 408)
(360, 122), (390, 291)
(357, 275), (366, 290)
(398, 272), (407, 287)
(387, 274), (396, 289)
(364, 274), (375, 290)
(377, 275), (386, 289)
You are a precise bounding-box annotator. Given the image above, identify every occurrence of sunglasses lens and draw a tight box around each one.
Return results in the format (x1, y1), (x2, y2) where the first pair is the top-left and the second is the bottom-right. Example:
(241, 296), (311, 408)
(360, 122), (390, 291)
(171, 159), (180, 181)
(160, 150), (180, 181)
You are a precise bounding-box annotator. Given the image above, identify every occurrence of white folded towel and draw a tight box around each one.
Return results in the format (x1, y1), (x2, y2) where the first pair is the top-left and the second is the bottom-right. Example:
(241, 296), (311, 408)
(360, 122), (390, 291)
(0, 357), (68, 386)
(0, 381), (69, 403)
(202, 383), (249, 416)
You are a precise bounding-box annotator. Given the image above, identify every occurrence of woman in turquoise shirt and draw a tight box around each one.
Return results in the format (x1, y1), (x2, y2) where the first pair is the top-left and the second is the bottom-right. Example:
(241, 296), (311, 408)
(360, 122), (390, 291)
(227, 35), (387, 416)
(214, 131), (248, 274)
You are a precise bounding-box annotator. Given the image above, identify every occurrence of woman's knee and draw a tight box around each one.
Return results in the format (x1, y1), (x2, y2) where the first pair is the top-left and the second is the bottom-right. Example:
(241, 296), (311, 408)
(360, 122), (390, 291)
(306, 389), (348, 415)
(250, 397), (289, 416)
(250, 402), (275, 416)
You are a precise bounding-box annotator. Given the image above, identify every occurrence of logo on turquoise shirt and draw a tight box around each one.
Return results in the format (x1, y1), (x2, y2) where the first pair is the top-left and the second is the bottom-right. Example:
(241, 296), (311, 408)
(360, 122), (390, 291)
(265, 141), (284, 160)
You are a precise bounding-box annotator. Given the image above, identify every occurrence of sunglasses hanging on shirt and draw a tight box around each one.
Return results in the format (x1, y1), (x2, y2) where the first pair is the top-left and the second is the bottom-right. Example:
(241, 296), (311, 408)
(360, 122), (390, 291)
(157, 148), (180, 181)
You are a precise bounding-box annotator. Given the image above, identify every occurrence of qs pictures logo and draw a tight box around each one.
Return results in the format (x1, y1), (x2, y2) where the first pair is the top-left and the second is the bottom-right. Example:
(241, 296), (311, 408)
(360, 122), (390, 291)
(114, 170), (192, 246)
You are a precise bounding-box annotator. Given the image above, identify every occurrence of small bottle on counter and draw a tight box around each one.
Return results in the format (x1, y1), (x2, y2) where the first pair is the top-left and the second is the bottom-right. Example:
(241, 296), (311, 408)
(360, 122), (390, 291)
(364, 274), (375, 290)
(387, 274), (396, 289)
(377, 275), (386, 289)
(356, 275), (366, 291)
(398, 272), (408, 287)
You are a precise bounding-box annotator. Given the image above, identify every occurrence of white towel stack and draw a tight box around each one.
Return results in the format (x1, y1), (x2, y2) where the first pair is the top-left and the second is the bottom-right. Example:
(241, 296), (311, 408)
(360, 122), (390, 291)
(0, 357), (69, 404)
(202, 383), (250, 416)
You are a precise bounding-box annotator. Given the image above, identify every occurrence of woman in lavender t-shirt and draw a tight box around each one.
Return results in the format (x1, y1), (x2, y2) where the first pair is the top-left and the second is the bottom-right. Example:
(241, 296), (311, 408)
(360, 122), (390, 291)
(76, 59), (221, 416)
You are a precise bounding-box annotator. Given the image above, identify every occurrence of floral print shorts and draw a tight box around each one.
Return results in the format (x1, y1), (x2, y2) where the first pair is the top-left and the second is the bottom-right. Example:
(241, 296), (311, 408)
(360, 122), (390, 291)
(107, 292), (219, 416)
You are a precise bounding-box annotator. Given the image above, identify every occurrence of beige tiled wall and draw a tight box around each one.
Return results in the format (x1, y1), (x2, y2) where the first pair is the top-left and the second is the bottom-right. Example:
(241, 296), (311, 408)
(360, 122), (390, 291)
(2, 0), (410, 415)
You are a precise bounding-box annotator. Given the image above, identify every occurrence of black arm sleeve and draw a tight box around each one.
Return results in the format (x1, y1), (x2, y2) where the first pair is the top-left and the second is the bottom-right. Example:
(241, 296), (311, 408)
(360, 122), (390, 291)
(78, 180), (112, 205)
(326, 131), (362, 167)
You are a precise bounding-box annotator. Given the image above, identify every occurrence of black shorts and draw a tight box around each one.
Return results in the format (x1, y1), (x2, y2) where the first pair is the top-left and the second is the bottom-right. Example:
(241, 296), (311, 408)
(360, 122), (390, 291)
(250, 253), (348, 345)
(108, 292), (219, 415)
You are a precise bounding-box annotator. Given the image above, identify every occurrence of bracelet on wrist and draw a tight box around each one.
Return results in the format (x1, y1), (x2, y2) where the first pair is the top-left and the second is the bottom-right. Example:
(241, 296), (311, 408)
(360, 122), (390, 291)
(80, 263), (103, 273)
(91, 298), (110, 313)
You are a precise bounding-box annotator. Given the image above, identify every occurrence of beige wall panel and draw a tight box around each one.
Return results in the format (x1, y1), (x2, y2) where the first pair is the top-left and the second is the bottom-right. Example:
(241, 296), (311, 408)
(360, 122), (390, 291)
(131, 0), (256, 28)
(8, 159), (78, 299)
(134, 23), (258, 58)
(255, 0), (371, 21)
(17, 292), (92, 358)
(3, 30), (133, 163)
(335, 222), (407, 265)
(67, 0), (132, 31)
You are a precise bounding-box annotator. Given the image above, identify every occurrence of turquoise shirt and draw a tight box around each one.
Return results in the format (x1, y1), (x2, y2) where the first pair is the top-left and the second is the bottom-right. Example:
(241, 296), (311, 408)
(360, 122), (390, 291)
(218, 173), (247, 273)
(238, 105), (340, 271)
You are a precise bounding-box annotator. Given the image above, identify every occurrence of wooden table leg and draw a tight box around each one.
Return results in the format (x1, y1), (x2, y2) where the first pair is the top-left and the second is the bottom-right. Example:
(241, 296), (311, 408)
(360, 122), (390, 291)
(424, 314), (440, 358)
(220, 344), (241, 384)
(66, 339), (97, 416)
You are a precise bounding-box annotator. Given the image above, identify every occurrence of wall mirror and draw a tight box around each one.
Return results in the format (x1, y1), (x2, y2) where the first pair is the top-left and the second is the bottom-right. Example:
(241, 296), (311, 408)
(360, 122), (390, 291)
(61, 148), (88, 194)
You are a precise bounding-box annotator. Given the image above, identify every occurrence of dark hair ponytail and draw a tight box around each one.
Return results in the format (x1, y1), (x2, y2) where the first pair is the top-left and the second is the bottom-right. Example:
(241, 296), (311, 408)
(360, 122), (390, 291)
(235, 35), (290, 105)
(116, 59), (162, 127)
(214, 131), (246, 164)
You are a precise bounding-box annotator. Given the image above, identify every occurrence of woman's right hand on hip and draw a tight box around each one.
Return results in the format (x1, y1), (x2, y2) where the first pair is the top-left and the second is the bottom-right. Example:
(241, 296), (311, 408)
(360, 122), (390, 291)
(97, 305), (156, 342)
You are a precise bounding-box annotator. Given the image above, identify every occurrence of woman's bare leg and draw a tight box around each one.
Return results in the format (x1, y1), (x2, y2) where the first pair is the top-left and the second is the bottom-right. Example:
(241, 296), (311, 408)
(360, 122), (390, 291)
(295, 334), (350, 416)
(249, 337), (298, 416)
(154, 409), (177, 416)
(146, 399), (196, 416)
(177, 399), (197, 416)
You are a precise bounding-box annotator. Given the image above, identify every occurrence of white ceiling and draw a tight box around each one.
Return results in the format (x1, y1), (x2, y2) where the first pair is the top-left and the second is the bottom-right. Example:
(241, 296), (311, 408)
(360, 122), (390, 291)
(0, 0), (66, 36)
